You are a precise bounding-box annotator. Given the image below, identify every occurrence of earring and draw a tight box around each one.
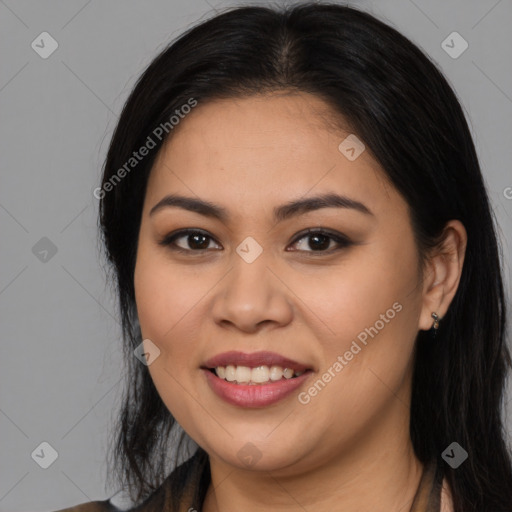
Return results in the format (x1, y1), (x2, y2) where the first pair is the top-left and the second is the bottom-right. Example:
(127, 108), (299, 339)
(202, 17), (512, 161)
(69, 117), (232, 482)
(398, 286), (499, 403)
(431, 312), (441, 331)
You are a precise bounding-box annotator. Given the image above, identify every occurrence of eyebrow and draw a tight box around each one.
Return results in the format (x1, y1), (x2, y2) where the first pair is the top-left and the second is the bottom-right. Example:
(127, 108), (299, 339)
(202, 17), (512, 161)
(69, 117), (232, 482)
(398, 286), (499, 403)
(149, 192), (373, 222)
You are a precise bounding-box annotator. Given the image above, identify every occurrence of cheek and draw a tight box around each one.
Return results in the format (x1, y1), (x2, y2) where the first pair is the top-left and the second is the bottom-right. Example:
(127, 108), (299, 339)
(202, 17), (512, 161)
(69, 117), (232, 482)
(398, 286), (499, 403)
(307, 236), (421, 400)
(134, 242), (195, 342)
(133, 240), (218, 381)
(314, 247), (417, 345)
(133, 247), (201, 422)
(134, 260), (172, 340)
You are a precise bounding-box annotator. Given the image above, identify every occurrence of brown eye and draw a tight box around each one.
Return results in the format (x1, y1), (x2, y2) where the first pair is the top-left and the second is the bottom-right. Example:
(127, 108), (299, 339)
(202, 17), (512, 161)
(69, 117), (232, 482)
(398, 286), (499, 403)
(158, 228), (352, 256)
(158, 229), (221, 252)
(288, 229), (352, 254)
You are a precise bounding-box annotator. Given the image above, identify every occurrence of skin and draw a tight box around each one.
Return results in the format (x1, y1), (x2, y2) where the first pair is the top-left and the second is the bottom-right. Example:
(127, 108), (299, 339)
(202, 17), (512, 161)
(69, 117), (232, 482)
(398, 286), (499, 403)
(133, 92), (466, 512)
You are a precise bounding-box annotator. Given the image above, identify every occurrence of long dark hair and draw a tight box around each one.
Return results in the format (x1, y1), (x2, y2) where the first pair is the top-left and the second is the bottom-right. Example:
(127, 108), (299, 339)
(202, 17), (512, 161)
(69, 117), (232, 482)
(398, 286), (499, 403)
(99, 3), (512, 511)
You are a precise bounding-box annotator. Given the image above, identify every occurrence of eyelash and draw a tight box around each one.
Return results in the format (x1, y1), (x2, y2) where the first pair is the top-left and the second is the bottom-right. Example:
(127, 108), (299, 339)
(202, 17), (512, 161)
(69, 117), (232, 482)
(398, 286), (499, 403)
(158, 228), (352, 256)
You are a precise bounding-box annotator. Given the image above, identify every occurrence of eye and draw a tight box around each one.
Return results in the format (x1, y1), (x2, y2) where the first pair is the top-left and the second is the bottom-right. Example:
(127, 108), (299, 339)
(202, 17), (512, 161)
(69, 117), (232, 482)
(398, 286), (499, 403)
(158, 227), (352, 255)
(158, 229), (221, 253)
(287, 228), (352, 254)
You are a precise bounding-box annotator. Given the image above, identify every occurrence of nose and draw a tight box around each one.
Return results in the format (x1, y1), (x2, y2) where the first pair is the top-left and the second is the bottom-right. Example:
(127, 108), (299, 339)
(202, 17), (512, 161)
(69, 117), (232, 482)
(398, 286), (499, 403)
(210, 255), (294, 334)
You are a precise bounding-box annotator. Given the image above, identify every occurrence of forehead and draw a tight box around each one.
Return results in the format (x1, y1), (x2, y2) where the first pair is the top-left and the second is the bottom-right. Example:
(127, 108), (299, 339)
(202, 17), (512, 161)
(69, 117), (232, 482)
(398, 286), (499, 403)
(145, 93), (403, 219)
(156, 93), (349, 172)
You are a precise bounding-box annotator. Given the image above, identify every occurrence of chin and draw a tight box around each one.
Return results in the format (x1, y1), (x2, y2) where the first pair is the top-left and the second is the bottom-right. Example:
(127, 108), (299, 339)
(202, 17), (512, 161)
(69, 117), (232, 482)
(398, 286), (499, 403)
(206, 434), (310, 472)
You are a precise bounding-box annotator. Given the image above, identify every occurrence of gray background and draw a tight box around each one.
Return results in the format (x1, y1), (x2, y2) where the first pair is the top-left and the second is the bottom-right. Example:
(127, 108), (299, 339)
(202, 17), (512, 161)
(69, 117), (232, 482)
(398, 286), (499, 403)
(1, 0), (511, 510)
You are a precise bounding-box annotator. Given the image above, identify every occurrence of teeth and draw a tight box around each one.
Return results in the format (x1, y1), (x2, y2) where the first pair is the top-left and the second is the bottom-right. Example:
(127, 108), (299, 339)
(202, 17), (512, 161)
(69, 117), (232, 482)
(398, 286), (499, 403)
(252, 365), (270, 383)
(225, 365), (236, 382)
(214, 365), (305, 384)
(269, 365), (283, 381)
(283, 368), (294, 379)
(235, 365), (251, 383)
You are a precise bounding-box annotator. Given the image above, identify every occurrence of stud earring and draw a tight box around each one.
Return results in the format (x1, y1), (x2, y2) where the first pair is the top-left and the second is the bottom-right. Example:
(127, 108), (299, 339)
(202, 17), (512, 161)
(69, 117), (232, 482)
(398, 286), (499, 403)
(431, 312), (441, 332)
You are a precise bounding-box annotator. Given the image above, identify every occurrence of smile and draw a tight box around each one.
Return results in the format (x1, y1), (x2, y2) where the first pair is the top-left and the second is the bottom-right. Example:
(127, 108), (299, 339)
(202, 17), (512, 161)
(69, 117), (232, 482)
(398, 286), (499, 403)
(210, 364), (305, 385)
(202, 367), (313, 408)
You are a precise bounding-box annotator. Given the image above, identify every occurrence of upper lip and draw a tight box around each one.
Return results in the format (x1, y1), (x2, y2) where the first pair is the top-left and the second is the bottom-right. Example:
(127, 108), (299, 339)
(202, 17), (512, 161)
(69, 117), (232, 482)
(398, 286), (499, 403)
(202, 351), (312, 372)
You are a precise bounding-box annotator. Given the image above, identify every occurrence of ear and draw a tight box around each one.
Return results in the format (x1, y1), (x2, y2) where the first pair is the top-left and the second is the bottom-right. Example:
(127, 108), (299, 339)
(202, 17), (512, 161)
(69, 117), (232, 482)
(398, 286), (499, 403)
(418, 220), (467, 331)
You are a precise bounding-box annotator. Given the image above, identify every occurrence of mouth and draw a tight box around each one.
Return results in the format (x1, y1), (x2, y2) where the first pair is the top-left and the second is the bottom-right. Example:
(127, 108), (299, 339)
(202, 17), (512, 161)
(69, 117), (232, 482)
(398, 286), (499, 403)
(200, 350), (314, 394)
(201, 365), (314, 408)
(204, 365), (310, 385)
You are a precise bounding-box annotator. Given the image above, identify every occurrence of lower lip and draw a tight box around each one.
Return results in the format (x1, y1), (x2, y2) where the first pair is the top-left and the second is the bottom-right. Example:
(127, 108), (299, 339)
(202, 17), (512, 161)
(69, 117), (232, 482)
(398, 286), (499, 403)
(202, 369), (312, 408)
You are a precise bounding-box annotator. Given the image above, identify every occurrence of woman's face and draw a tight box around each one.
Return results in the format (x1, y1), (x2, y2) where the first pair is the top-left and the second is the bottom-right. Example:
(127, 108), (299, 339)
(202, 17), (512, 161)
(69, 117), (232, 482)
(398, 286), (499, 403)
(134, 92), (429, 473)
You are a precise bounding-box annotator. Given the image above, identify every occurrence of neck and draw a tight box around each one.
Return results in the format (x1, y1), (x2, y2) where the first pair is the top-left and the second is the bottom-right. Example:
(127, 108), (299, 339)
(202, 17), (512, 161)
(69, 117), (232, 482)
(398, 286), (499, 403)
(202, 402), (424, 512)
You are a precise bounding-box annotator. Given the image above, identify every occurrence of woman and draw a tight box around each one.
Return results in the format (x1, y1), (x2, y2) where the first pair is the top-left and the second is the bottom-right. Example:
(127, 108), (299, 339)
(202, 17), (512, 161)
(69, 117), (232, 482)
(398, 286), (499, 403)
(56, 2), (512, 511)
